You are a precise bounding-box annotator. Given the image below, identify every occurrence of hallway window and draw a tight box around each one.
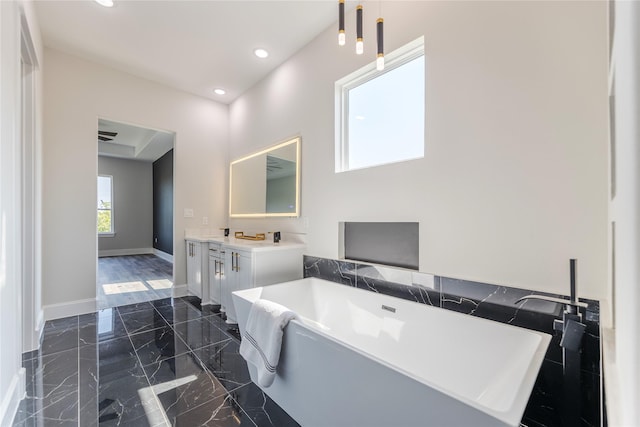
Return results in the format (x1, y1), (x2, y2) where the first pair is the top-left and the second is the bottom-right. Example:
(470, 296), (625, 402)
(98, 175), (114, 235)
(335, 37), (425, 172)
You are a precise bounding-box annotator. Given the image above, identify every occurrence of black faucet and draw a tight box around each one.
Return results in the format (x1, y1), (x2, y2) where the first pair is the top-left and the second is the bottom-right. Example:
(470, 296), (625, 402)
(515, 259), (586, 426)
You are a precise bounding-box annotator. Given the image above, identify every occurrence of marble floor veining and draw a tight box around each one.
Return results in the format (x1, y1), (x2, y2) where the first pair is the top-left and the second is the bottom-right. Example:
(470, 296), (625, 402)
(13, 297), (300, 427)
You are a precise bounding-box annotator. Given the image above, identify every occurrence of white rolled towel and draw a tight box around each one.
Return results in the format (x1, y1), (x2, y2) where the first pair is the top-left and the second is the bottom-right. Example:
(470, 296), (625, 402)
(239, 299), (297, 387)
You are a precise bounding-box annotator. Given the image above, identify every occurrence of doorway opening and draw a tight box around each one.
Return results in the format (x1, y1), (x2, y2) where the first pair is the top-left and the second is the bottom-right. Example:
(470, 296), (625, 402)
(96, 118), (175, 309)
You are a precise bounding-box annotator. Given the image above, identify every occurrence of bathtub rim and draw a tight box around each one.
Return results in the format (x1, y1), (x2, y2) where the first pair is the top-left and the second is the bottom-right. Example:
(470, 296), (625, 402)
(232, 277), (551, 427)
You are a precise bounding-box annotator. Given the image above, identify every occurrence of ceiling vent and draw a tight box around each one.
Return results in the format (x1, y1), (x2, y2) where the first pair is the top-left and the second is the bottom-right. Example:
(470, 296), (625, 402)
(98, 130), (117, 142)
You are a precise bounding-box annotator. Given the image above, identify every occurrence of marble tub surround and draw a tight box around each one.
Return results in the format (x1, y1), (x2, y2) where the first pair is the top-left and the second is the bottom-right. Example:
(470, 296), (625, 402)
(13, 297), (299, 427)
(303, 255), (602, 427)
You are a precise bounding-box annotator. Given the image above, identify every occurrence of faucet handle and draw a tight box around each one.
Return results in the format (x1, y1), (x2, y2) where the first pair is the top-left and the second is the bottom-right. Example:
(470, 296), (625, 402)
(515, 294), (589, 309)
(560, 319), (586, 352)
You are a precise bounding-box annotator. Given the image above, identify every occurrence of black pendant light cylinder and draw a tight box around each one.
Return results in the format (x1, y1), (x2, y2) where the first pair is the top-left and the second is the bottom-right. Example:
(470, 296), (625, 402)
(356, 5), (363, 41)
(338, 0), (345, 45)
(356, 4), (363, 54)
(376, 18), (383, 56)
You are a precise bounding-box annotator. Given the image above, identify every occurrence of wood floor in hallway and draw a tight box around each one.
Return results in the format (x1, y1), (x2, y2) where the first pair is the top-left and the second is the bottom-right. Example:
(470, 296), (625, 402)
(97, 254), (174, 309)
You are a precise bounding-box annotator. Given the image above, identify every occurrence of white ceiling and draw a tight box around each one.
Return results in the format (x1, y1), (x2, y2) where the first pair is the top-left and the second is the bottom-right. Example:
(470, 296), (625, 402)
(98, 118), (174, 162)
(34, 0), (340, 104)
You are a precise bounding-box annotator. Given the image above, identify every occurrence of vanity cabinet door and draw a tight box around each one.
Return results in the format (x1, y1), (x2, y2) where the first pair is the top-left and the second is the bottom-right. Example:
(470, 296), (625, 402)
(208, 244), (224, 306)
(185, 240), (202, 298)
(223, 249), (253, 323)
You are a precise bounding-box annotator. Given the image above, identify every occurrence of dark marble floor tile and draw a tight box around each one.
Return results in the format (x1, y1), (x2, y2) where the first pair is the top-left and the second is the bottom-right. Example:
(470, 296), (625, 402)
(120, 308), (169, 335)
(166, 393), (256, 427)
(43, 315), (78, 333)
(97, 358), (153, 426)
(78, 308), (128, 345)
(33, 347), (78, 388)
(150, 297), (174, 307)
(179, 295), (202, 311)
(195, 339), (250, 392)
(79, 344), (99, 427)
(41, 316), (78, 356)
(200, 304), (221, 318)
(20, 385), (78, 425)
(13, 412), (78, 427)
(98, 336), (138, 366)
(221, 323), (241, 341)
(143, 352), (228, 418)
(230, 382), (300, 427)
(98, 407), (159, 427)
(175, 318), (232, 352)
(129, 325), (190, 366)
(205, 313), (230, 330)
(116, 301), (153, 315)
(153, 299), (203, 326)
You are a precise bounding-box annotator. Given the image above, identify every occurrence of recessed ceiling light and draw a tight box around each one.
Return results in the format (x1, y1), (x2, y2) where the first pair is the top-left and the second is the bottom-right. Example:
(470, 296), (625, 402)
(214, 88), (226, 95)
(254, 48), (269, 59)
(95, 0), (114, 7)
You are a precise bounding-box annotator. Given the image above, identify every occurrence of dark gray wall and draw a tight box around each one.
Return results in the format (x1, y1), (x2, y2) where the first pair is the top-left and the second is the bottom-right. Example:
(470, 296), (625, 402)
(344, 222), (419, 270)
(98, 156), (153, 252)
(153, 149), (173, 255)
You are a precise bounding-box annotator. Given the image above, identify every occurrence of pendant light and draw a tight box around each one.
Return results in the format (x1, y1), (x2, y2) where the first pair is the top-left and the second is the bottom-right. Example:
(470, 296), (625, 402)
(376, 18), (384, 70)
(356, 4), (364, 55)
(338, 0), (346, 46)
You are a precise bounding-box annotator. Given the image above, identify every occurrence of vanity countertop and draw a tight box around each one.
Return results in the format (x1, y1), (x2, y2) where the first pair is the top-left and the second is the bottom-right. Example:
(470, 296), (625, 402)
(185, 235), (305, 252)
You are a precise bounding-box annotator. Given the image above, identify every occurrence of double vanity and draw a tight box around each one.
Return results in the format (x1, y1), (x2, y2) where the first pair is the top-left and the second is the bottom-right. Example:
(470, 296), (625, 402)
(185, 235), (305, 323)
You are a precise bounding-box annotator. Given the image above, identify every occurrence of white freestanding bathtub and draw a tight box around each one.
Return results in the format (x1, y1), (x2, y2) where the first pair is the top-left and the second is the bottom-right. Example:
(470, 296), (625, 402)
(232, 277), (550, 427)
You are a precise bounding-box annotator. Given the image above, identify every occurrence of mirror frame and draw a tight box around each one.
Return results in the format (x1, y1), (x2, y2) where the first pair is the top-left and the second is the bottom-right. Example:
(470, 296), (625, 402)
(229, 136), (301, 218)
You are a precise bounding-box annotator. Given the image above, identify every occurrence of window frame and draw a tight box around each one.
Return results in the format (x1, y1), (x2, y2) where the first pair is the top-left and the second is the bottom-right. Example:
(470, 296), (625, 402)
(97, 174), (115, 237)
(335, 36), (425, 172)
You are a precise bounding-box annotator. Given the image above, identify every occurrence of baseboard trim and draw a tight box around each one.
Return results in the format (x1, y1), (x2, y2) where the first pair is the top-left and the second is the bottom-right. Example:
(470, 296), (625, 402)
(153, 249), (173, 263)
(98, 248), (154, 258)
(35, 309), (45, 343)
(172, 284), (188, 298)
(22, 309), (46, 353)
(0, 367), (26, 427)
(43, 298), (97, 321)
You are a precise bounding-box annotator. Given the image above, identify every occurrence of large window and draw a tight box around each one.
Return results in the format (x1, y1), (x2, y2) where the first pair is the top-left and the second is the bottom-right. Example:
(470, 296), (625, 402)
(97, 175), (114, 235)
(336, 37), (425, 172)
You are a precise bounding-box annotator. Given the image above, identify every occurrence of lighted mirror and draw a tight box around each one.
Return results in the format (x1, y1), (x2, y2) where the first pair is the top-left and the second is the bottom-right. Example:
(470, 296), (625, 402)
(230, 137), (300, 218)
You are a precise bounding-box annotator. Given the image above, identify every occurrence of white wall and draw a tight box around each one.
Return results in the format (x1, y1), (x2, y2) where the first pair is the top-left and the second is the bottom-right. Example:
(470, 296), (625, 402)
(229, 1), (609, 300)
(43, 48), (228, 316)
(98, 156), (153, 254)
(0, 2), (23, 423)
(0, 1), (43, 423)
(20, 0), (44, 354)
(608, 1), (640, 425)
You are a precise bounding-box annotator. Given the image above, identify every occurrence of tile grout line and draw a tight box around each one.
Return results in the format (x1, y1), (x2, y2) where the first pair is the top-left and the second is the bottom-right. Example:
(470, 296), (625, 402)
(77, 315), (80, 426)
(186, 310), (259, 426)
(121, 304), (172, 427)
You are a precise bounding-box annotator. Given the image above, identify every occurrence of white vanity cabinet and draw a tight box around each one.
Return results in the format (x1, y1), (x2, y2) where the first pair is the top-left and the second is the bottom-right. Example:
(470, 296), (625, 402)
(185, 239), (209, 300)
(221, 242), (305, 324)
(207, 242), (225, 306)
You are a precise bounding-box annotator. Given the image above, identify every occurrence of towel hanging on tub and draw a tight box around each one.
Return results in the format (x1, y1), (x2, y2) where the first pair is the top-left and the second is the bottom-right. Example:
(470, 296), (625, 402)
(239, 299), (297, 387)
